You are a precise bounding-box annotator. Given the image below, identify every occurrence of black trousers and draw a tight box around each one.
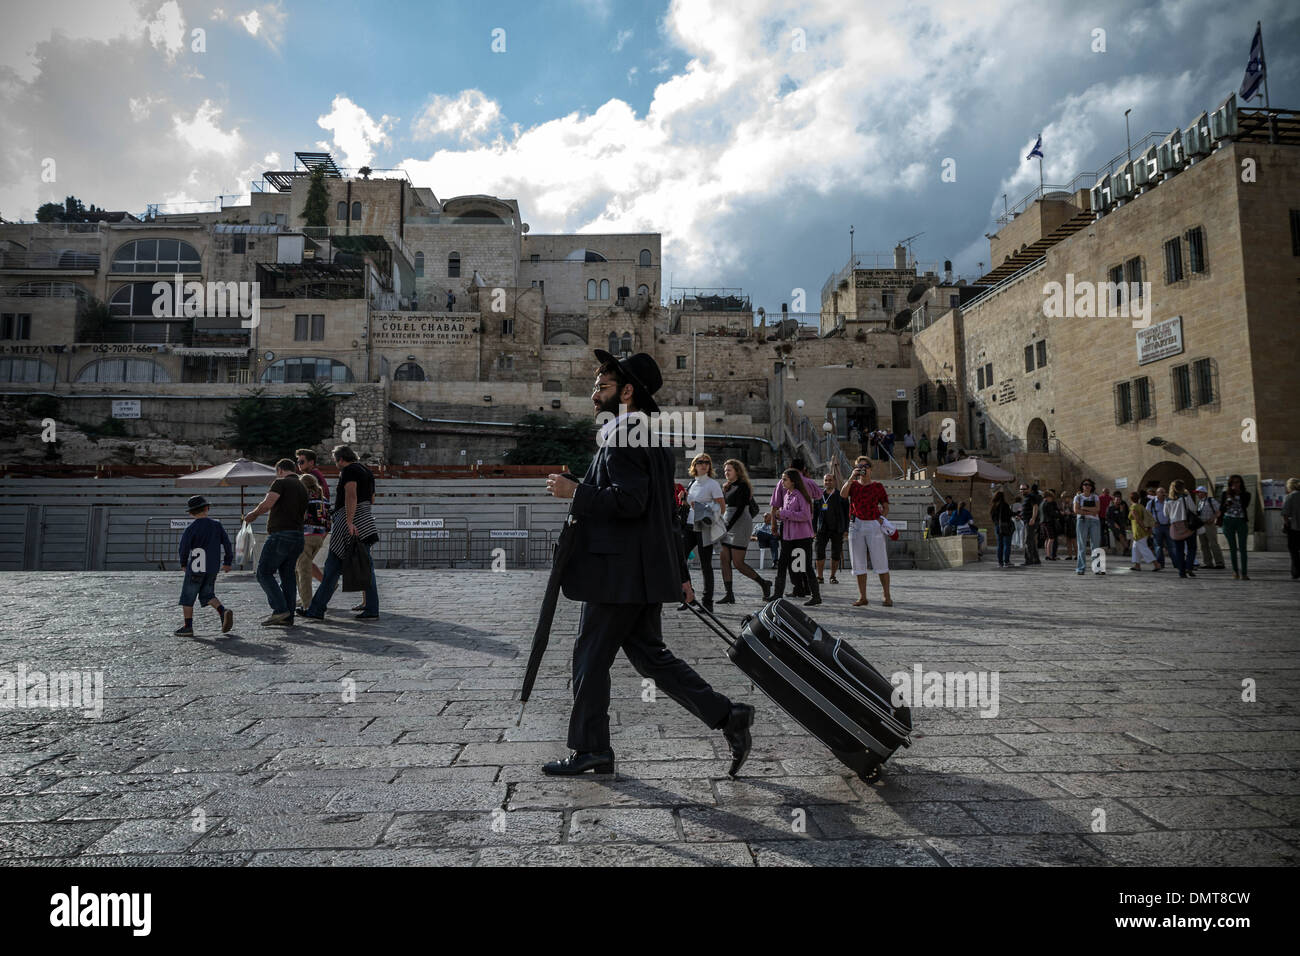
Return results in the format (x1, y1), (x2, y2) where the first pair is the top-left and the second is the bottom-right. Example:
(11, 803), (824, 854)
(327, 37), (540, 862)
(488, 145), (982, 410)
(1288, 528), (1300, 579)
(1023, 522), (1040, 564)
(568, 601), (732, 752)
(684, 528), (715, 599)
(774, 538), (819, 601)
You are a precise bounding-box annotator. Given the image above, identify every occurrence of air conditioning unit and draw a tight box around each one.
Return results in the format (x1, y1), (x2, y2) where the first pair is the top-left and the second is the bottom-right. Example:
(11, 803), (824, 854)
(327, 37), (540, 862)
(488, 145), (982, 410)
(1184, 112), (1211, 158)
(1113, 161), (1135, 200)
(1157, 129), (1184, 175)
(1090, 173), (1112, 214)
(1210, 93), (1238, 142)
(1134, 146), (1157, 188)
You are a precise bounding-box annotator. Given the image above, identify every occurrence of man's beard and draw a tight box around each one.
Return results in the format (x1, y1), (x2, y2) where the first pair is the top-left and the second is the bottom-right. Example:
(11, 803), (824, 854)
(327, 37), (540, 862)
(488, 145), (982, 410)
(595, 391), (624, 418)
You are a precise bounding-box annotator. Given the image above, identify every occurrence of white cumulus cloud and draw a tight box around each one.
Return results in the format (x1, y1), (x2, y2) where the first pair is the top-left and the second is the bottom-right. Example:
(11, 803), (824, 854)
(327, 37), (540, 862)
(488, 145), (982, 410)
(411, 90), (504, 145)
(317, 95), (395, 168)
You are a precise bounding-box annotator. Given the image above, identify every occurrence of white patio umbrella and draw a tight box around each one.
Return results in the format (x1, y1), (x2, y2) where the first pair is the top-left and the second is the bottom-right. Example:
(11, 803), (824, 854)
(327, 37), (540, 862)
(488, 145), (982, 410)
(935, 456), (1016, 501)
(174, 457), (277, 513)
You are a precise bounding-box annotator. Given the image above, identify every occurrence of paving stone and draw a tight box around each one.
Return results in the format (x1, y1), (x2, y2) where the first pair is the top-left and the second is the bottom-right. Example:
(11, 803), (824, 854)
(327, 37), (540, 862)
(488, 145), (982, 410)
(1120, 796), (1292, 830)
(81, 817), (215, 855)
(0, 822), (117, 859)
(927, 835), (1108, 866)
(680, 805), (827, 842)
(382, 811), (562, 848)
(260, 744), (460, 771)
(850, 772), (1075, 803)
(2, 853), (254, 867)
(193, 813), (392, 852)
(326, 782), (506, 812)
(0, 794), (95, 823)
(749, 838), (938, 867)
(712, 775), (860, 805)
(810, 801), (987, 838)
(961, 799), (1153, 834)
(1084, 830), (1299, 866)
(247, 848), (479, 866)
(508, 777), (715, 810)
(476, 842), (753, 866)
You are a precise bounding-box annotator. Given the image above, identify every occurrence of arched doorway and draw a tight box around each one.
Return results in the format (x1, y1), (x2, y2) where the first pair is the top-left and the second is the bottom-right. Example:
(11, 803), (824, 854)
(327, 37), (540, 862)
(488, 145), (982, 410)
(1026, 418), (1048, 453)
(827, 388), (877, 440)
(1139, 460), (1196, 494)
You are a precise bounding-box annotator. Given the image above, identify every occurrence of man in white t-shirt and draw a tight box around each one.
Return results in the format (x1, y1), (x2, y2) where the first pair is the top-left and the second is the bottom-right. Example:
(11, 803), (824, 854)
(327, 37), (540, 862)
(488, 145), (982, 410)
(1195, 486), (1224, 569)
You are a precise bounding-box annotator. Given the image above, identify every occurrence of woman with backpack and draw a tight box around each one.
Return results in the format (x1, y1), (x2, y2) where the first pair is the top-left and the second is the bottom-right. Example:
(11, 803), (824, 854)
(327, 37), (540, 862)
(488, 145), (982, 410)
(717, 459), (771, 603)
(773, 468), (821, 606)
(990, 491), (1014, 568)
(1219, 474), (1252, 580)
(295, 472), (330, 613)
(1165, 478), (1201, 579)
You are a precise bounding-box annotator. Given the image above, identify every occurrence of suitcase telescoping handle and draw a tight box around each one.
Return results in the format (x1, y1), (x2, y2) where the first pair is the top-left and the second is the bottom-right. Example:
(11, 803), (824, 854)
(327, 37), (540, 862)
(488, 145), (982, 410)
(685, 601), (739, 649)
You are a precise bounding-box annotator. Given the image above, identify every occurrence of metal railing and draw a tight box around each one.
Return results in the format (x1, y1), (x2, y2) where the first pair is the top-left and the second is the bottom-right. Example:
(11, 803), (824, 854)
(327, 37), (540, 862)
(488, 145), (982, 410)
(784, 403), (851, 475)
(960, 257), (1047, 312)
(0, 250), (101, 270)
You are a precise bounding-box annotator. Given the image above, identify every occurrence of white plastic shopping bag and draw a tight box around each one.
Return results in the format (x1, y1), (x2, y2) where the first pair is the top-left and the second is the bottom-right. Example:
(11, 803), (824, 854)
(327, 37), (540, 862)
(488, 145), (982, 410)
(234, 521), (256, 565)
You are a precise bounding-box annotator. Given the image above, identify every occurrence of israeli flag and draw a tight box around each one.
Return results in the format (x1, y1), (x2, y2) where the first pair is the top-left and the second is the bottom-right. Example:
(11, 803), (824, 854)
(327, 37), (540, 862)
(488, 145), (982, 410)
(1026, 135), (1044, 160)
(1240, 24), (1265, 101)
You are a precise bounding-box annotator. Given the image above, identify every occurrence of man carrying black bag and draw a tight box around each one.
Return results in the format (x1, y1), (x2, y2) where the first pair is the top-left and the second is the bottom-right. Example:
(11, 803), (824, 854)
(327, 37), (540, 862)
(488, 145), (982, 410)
(542, 350), (754, 777)
(301, 445), (380, 621)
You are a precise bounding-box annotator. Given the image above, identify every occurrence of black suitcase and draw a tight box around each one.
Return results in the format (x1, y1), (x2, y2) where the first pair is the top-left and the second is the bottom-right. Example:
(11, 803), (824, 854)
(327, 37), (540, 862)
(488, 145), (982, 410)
(690, 598), (912, 781)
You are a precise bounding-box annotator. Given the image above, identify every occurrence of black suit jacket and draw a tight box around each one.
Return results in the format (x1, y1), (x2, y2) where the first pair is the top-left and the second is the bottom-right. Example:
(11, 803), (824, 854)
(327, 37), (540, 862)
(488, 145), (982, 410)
(813, 490), (849, 535)
(561, 439), (686, 605)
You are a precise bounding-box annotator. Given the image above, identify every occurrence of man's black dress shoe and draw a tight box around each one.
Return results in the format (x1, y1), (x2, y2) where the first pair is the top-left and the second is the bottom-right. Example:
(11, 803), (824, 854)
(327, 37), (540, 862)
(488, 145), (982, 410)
(722, 703), (755, 777)
(542, 750), (616, 776)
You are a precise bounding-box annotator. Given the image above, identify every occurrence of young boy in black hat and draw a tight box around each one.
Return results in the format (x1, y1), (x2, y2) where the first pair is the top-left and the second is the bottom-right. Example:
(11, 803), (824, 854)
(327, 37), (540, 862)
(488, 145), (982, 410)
(176, 495), (234, 636)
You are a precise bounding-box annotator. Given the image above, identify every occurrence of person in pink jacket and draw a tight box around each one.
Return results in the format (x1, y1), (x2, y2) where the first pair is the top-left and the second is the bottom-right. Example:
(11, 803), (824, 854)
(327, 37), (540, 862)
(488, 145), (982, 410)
(773, 469), (821, 606)
(768, 457), (823, 597)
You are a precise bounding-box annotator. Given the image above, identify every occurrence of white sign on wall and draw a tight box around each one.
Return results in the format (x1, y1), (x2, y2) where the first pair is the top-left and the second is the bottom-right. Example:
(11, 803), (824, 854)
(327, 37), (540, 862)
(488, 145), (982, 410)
(169, 518), (193, 529)
(1137, 316), (1184, 366)
(490, 530), (529, 538)
(395, 518), (444, 529)
(410, 530), (450, 539)
(895, 389), (907, 399)
(1115, 477), (1128, 489)
(112, 400), (141, 419)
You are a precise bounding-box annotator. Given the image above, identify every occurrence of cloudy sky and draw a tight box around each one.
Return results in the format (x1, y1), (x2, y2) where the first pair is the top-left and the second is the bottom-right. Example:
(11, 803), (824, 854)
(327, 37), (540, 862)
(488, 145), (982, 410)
(1, 0), (1295, 312)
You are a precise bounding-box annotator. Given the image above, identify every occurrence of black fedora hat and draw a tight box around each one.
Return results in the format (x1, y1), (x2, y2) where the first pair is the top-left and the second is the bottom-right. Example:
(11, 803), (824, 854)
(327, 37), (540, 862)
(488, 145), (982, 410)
(186, 495), (210, 513)
(593, 349), (662, 414)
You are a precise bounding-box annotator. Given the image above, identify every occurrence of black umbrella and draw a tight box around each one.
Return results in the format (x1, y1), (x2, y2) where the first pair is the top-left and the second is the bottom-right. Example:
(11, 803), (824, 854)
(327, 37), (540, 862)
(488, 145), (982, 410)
(520, 476), (580, 703)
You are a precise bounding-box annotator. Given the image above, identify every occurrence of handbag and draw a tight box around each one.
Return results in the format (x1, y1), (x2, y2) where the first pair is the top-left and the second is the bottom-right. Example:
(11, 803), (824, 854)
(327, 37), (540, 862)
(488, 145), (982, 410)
(1185, 498), (1204, 532)
(341, 542), (372, 592)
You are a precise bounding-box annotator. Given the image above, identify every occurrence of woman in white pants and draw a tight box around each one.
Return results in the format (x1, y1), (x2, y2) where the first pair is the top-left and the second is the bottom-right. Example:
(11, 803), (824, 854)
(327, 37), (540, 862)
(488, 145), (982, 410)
(840, 457), (892, 607)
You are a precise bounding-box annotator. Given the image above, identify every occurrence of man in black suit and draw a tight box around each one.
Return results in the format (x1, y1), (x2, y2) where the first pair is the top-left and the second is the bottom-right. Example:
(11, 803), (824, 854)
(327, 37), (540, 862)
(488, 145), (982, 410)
(543, 350), (754, 777)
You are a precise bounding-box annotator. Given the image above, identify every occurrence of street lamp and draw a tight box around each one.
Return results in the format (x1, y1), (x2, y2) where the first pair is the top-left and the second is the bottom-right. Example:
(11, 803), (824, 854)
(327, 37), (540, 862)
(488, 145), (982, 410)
(822, 419), (834, 467)
(1147, 436), (1213, 491)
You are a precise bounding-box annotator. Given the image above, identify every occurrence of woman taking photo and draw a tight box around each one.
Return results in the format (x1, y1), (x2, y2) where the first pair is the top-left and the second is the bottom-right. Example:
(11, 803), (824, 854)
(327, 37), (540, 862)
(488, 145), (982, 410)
(682, 453), (725, 611)
(717, 459), (771, 603)
(774, 469), (821, 606)
(1072, 479), (1103, 575)
(1219, 475), (1252, 580)
(990, 491), (1014, 568)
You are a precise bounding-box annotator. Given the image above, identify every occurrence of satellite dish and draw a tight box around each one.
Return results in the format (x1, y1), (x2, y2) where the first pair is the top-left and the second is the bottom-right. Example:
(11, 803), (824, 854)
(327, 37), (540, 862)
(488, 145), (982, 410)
(521, 223), (530, 233)
(906, 282), (929, 304)
(893, 310), (912, 330)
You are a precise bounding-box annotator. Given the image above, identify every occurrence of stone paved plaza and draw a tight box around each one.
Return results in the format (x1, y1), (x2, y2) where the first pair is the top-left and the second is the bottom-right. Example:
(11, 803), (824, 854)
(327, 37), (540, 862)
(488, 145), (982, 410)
(1, 556), (1297, 867)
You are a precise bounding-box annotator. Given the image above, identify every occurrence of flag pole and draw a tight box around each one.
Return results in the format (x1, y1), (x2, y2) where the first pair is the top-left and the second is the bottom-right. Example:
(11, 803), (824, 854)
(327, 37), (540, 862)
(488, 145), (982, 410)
(1258, 21), (1269, 108)
(1038, 155), (1044, 197)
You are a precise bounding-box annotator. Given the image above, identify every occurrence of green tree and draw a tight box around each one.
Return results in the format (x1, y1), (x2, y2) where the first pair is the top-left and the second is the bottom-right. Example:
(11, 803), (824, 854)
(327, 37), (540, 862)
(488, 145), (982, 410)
(301, 168), (330, 228)
(506, 412), (594, 475)
(223, 384), (338, 460)
(76, 296), (112, 342)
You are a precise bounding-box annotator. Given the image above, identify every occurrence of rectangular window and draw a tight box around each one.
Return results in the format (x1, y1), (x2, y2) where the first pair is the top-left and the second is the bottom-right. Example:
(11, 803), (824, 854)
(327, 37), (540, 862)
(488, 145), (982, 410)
(949, 294), (959, 308)
(977, 366), (985, 390)
(881, 292), (894, 311)
(294, 314), (309, 341)
(917, 383), (931, 415)
(501, 355), (514, 371)
(538, 280), (544, 294)
(1186, 226), (1207, 273)
(985, 362), (993, 386)
(231, 234), (246, 255)
(1036, 340), (1047, 367)
(1125, 257), (1143, 303)
(676, 355), (687, 369)
(529, 254), (540, 263)
(530, 280), (537, 287)
(1172, 364), (1192, 411)
(1134, 376), (1153, 420)
(1114, 381), (1133, 425)
(501, 318), (514, 335)
(1109, 264), (1125, 310)
(311, 314), (324, 341)
(1025, 345), (1035, 372)
(1163, 237), (1183, 283)
(1193, 357), (1214, 405)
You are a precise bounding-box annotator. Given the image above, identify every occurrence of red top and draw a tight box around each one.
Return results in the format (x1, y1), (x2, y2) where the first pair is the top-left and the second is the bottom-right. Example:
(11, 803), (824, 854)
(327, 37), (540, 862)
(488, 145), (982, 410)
(847, 480), (889, 521)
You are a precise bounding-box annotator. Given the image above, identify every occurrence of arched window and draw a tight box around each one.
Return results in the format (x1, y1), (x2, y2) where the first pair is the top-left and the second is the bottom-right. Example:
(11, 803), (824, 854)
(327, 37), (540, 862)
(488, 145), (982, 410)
(336, 202), (347, 221)
(588, 279), (598, 300)
(414, 252), (424, 277)
(111, 239), (201, 274)
(351, 201), (362, 221)
(6, 281), (88, 300)
(620, 333), (632, 354)
(448, 253), (461, 278)
(393, 362), (426, 381)
(639, 249), (652, 267)
(260, 357), (354, 384)
(109, 282), (172, 317)
(636, 284), (649, 297)
(599, 279), (610, 300)
(608, 332), (619, 353)
(76, 358), (170, 383)
(0, 357), (54, 383)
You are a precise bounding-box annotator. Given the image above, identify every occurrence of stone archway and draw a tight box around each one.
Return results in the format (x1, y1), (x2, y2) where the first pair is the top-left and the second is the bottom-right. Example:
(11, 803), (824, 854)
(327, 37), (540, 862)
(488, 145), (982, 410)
(827, 388), (877, 440)
(1139, 460), (1196, 494)
(1026, 417), (1048, 453)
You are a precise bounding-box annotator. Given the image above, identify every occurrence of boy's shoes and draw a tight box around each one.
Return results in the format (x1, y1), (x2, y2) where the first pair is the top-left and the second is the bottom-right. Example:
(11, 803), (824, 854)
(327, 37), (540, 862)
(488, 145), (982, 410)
(221, 609), (234, 633)
(261, 612), (292, 627)
(174, 624), (194, 637)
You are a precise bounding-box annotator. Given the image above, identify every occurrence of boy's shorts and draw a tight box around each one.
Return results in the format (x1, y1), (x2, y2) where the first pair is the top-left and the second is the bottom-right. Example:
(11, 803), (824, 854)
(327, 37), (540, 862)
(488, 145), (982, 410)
(179, 571), (218, 607)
